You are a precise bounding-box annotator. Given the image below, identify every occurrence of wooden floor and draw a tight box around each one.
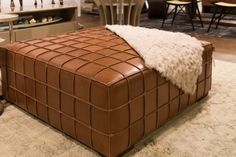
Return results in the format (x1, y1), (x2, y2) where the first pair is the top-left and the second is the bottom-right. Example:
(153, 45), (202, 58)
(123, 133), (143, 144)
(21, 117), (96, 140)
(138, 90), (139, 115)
(78, 14), (236, 63)
(197, 35), (236, 63)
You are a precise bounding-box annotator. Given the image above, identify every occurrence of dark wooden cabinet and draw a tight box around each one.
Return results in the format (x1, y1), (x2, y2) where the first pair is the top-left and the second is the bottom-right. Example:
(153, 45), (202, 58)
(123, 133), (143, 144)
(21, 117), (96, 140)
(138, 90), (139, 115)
(148, 0), (167, 18)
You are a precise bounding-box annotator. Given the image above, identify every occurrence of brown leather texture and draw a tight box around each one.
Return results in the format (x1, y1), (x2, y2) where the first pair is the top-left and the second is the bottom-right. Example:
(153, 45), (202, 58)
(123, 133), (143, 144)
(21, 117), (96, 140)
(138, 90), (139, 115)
(0, 27), (213, 157)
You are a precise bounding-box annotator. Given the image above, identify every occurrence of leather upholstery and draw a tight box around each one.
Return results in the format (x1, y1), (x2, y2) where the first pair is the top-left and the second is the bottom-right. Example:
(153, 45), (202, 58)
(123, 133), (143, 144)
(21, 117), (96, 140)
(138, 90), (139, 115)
(0, 27), (213, 157)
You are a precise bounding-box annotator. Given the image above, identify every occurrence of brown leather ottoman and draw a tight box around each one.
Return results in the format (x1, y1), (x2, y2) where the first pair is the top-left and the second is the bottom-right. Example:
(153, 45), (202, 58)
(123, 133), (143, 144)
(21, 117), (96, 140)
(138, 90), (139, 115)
(0, 27), (213, 157)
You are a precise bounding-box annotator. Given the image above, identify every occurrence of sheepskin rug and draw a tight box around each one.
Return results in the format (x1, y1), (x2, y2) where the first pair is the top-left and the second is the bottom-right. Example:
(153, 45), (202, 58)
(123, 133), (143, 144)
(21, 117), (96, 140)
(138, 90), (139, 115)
(106, 25), (204, 94)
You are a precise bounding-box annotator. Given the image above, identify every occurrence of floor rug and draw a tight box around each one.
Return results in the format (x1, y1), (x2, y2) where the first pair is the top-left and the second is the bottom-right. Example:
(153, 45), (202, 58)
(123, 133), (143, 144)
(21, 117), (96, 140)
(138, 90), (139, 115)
(78, 13), (236, 39)
(0, 60), (236, 157)
(140, 13), (236, 39)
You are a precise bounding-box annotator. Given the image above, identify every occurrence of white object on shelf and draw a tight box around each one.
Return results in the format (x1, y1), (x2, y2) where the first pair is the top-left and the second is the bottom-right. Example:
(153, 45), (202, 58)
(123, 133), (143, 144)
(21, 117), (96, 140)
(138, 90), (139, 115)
(0, 17), (63, 30)
(0, 38), (5, 43)
(0, 14), (18, 22)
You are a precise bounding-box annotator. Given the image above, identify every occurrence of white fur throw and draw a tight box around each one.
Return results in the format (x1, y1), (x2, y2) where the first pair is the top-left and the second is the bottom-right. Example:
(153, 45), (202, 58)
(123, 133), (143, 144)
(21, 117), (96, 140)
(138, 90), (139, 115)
(106, 25), (204, 94)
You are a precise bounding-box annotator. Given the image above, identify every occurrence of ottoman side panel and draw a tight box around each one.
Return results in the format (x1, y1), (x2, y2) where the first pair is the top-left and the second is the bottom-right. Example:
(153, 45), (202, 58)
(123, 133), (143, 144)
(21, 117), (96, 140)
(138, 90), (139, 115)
(0, 48), (7, 98)
(109, 69), (158, 157)
(109, 42), (214, 157)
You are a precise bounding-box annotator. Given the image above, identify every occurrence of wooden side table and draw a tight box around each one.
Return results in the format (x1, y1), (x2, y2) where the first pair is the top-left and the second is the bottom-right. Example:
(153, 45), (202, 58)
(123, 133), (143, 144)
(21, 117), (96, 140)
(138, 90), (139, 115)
(0, 14), (18, 43)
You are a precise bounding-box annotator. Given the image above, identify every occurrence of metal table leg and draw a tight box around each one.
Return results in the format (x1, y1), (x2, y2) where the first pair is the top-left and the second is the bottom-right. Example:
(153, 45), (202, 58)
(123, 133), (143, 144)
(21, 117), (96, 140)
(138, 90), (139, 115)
(9, 21), (13, 43)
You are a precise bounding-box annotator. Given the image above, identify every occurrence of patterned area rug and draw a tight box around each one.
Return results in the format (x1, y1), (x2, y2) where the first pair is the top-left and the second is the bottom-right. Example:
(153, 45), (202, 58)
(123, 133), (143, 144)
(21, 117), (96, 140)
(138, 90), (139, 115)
(0, 60), (236, 157)
(140, 14), (236, 39)
(78, 13), (236, 39)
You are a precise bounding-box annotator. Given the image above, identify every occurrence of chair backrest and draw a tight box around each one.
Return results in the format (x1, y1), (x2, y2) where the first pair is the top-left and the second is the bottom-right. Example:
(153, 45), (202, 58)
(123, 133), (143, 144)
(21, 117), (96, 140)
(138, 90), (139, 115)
(130, 0), (145, 26)
(93, 0), (107, 25)
(123, 0), (134, 25)
(94, 0), (145, 26)
(105, 0), (118, 25)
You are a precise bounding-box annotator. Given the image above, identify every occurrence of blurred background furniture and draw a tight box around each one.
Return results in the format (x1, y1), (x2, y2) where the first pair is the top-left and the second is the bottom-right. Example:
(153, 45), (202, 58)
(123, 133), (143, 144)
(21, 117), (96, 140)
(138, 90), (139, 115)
(81, 0), (99, 14)
(207, 1), (236, 32)
(148, 0), (166, 18)
(162, 0), (203, 30)
(0, 14), (18, 43)
(94, 0), (145, 25)
(82, 0), (148, 14)
(202, 0), (236, 13)
(0, 0), (79, 45)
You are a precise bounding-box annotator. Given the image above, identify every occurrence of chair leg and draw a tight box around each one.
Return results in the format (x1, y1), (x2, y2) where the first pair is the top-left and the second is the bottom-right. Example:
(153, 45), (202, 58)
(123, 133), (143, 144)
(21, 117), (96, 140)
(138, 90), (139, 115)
(196, 3), (204, 27)
(207, 7), (218, 32)
(215, 8), (224, 29)
(171, 5), (178, 26)
(162, 4), (170, 28)
(187, 5), (195, 31)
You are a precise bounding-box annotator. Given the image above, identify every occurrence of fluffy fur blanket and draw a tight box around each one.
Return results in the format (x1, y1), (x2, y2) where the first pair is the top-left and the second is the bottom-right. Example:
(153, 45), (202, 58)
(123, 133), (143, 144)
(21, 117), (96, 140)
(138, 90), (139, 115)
(106, 25), (204, 94)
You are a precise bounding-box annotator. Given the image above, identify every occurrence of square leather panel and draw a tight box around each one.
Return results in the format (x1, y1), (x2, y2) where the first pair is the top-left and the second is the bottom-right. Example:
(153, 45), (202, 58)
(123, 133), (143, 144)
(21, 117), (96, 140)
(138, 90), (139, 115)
(35, 60), (47, 82)
(16, 91), (27, 110)
(61, 93), (75, 117)
(24, 57), (35, 78)
(75, 75), (91, 101)
(110, 105), (129, 133)
(61, 114), (76, 138)
(37, 102), (48, 122)
(47, 65), (60, 88)
(60, 70), (74, 94)
(35, 82), (47, 104)
(76, 122), (91, 146)
(7, 70), (15, 87)
(16, 74), (25, 92)
(75, 100), (90, 125)
(47, 87), (60, 109)
(26, 97), (37, 116)
(2, 27), (214, 157)
(14, 54), (24, 73)
(6, 51), (14, 69)
(25, 78), (35, 98)
(130, 119), (144, 145)
(130, 96), (144, 123)
(110, 129), (129, 157)
(48, 108), (61, 130)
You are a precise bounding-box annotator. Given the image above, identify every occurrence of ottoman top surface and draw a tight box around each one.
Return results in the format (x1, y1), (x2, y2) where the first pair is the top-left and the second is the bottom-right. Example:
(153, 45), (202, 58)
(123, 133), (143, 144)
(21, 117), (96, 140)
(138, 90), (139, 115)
(4, 27), (212, 86)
